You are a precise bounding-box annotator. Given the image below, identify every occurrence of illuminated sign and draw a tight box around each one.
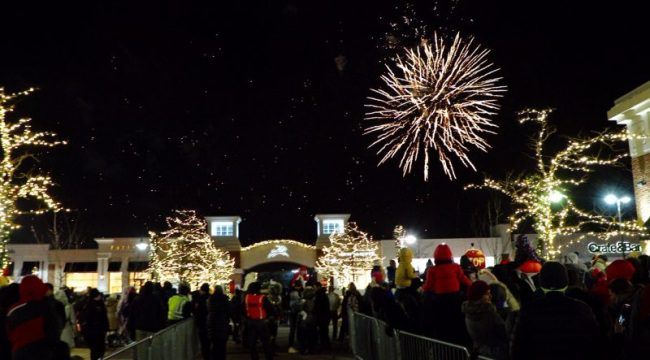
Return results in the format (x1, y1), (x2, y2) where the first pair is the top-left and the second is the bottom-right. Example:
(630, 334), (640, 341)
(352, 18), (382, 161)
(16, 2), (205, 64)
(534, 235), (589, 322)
(587, 241), (640, 254)
(267, 245), (290, 259)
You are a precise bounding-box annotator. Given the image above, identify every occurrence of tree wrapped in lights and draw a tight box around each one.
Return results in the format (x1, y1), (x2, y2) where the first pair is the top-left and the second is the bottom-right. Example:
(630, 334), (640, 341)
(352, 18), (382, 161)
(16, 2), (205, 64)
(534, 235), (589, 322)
(148, 210), (235, 289)
(0, 88), (66, 270)
(466, 109), (647, 258)
(365, 32), (506, 180)
(316, 222), (381, 288)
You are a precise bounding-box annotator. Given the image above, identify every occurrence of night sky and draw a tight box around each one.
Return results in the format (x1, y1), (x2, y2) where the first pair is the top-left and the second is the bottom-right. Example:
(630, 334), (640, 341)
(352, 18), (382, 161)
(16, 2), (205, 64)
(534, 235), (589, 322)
(1, 1), (649, 246)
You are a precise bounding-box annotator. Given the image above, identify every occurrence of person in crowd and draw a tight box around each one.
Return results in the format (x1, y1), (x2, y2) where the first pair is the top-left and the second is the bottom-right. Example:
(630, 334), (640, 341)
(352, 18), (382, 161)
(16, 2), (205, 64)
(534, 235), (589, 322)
(168, 282), (191, 324)
(462, 281), (508, 360)
(45, 283), (66, 324)
(339, 282), (361, 341)
(511, 262), (601, 360)
(193, 283), (211, 360)
(327, 286), (341, 341)
(79, 288), (108, 360)
(131, 282), (166, 340)
(245, 281), (274, 360)
(6, 276), (64, 360)
(162, 281), (176, 301)
(298, 285), (317, 355)
(460, 255), (478, 281)
(287, 285), (302, 352)
(229, 288), (244, 344)
(266, 281), (283, 347)
(386, 259), (397, 285)
(421, 243), (472, 344)
(207, 285), (230, 360)
(1, 283), (20, 359)
(105, 295), (119, 345)
(54, 290), (76, 349)
(561, 252), (588, 284)
(313, 282), (331, 351)
(395, 248), (418, 291)
(117, 286), (136, 343)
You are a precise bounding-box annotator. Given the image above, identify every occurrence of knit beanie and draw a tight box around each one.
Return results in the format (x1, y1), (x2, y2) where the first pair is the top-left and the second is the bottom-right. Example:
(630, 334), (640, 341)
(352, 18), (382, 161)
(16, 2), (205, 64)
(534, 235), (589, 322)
(434, 243), (453, 262)
(539, 262), (568, 291)
(606, 260), (636, 282)
(467, 280), (490, 301)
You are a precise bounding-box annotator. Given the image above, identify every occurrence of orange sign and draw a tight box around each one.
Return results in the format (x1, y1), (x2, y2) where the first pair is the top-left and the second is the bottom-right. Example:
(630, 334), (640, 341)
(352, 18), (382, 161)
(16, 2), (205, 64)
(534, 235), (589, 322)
(465, 249), (486, 269)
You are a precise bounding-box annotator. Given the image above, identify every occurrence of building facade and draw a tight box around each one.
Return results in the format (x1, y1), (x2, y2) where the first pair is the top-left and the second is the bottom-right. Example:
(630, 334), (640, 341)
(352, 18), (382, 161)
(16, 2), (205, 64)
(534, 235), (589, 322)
(608, 80), (650, 224)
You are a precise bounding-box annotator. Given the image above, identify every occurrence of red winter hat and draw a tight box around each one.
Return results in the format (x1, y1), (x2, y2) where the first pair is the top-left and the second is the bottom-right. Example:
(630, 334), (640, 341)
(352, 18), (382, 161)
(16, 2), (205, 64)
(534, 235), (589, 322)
(19, 275), (47, 303)
(434, 243), (453, 261)
(467, 280), (490, 301)
(606, 260), (636, 282)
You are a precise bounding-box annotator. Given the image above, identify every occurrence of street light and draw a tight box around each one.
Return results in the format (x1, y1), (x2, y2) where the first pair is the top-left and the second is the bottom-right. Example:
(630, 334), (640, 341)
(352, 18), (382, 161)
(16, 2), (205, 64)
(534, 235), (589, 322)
(604, 193), (632, 257)
(549, 190), (565, 203)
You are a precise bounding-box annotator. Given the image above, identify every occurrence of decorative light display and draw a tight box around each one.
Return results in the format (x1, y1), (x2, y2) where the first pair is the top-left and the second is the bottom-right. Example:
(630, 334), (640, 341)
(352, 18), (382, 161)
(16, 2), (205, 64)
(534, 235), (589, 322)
(0, 88), (66, 270)
(393, 224), (406, 253)
(240, 239), (316, 252)
(365, 32), (506, 180)
(316, 222), (381, 288)
(148, 210), (235, 289)
(466, 109), (648, 258)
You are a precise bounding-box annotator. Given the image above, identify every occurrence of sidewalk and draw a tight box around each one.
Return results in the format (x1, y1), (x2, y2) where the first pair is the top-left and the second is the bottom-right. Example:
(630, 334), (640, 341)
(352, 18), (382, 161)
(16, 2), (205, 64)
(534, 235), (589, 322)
(226, 326), (354, 360)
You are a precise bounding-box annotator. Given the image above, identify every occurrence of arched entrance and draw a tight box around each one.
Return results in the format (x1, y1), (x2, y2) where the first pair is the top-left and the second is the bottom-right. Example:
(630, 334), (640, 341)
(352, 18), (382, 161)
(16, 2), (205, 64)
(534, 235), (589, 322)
(239, 239), (318, 270)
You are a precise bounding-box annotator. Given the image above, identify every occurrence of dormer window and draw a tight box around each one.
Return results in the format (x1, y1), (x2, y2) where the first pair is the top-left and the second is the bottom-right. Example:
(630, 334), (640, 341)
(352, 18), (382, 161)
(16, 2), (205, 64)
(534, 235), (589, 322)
(322, 219), (344, 235)
(211, 221), (234, 236)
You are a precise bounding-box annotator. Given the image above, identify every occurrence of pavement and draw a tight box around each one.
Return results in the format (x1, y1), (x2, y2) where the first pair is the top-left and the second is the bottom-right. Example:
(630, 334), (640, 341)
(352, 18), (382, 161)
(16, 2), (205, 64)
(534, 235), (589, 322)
(72, 325), (354, 360)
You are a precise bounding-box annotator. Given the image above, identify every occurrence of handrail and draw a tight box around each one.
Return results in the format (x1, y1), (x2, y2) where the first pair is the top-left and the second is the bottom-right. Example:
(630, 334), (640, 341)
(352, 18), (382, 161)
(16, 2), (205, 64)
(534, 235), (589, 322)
(101, 318), (195, 360)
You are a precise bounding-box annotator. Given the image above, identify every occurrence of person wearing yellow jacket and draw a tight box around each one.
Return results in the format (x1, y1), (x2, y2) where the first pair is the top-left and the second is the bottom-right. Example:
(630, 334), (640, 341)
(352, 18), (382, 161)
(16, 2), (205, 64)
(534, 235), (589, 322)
(395, 247), (418, 289)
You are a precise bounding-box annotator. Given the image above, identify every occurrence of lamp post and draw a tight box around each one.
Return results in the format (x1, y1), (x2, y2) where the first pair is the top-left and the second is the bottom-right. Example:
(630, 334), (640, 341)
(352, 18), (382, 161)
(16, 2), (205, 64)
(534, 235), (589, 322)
(604, 194), (632, 258)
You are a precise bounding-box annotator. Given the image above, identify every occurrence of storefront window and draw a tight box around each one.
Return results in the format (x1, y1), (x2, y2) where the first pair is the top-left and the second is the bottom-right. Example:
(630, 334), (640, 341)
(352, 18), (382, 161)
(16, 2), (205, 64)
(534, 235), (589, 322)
(129, 272), (149, 291)
(65, 273), (98, 292)
(109, 272), (122, 294)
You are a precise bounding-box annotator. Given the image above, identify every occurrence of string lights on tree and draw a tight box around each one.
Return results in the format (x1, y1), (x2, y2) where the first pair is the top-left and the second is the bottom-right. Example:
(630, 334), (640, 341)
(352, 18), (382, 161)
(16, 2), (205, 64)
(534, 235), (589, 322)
(466, 109), (648, 258)
(0, 88), (66, 271)
(148, 210), (235, 289)
(316, 222), (381, 288)
(365, 32), (506, 180)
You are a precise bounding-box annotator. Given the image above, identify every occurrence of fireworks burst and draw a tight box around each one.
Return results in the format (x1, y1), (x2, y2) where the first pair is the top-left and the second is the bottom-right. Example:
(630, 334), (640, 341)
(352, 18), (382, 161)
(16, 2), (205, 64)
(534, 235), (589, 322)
(365, 32), (506, 180)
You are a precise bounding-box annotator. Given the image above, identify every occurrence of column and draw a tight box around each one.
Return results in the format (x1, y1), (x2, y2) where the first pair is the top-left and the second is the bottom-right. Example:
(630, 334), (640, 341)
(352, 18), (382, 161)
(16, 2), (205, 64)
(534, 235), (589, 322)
(121, 257), (129, 290)
(12, 259), (23, 279)
(97, 253), (110, 293)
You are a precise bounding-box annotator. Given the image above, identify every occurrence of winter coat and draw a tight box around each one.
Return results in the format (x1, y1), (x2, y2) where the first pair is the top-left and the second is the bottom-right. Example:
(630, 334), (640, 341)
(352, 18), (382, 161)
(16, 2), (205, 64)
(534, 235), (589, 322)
(422, 263), (472, 295)
(105, 296), (119, 331)
(328, 291), (341, 313)
(395, 248), (417, 288)
(313, 287), (330, 324)
(462, 301), (508, 359)
(511, 291), (602, 360)
(479, 270), (521, 311)
(131, 292), (166, 332)
(206, 293), (230, 339)
(192, 292), (210, 330)
(54, 291), (75, 349)
(6, 276), (62, 360)
(80, 298), (109, 337)
(167, 294), (191, 321)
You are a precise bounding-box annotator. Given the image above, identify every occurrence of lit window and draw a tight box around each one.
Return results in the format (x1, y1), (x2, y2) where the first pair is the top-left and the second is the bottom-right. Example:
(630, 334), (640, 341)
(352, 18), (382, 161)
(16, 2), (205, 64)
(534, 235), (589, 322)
(65, 273), (98, 292)
(323, 220), (344, 234)
(109, 272), (122, 294)
(211, 221), (234, 236)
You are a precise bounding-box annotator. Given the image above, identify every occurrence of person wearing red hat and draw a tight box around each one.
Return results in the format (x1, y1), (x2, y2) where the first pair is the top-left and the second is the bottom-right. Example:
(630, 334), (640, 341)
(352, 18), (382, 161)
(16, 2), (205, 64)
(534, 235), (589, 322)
(6, 275), (64, 360)
(422, 243), (472, 295)
(420, 243), (472, 344)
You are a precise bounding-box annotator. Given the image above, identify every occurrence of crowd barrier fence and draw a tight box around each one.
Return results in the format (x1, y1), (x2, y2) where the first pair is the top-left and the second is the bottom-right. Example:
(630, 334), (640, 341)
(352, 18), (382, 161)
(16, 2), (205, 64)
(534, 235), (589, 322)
(101, 318), (198, 360)
(350, 312), (493, 360)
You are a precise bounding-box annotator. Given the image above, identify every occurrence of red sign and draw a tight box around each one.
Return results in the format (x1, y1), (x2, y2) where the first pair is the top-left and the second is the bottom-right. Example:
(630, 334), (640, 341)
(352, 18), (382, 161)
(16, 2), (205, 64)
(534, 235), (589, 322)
(465, 249), (486, 269)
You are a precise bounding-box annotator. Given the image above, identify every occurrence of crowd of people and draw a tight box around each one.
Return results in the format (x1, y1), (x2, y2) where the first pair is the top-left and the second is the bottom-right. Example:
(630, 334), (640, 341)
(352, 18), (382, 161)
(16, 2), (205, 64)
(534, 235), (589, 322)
(355, 240), (650, 360)
(3, 237), (650, 360)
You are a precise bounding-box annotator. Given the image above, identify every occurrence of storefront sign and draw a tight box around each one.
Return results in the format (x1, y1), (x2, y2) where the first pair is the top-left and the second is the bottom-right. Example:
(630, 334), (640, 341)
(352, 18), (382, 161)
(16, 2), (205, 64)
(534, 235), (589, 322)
(587, 241), (640, 254)
(465, 249), (486, 269)
(267, 245), (290, 258)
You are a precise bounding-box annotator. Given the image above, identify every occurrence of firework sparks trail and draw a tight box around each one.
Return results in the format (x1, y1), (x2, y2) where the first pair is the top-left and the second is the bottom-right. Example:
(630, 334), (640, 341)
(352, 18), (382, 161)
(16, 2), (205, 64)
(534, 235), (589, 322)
(365, 32), (506, 180)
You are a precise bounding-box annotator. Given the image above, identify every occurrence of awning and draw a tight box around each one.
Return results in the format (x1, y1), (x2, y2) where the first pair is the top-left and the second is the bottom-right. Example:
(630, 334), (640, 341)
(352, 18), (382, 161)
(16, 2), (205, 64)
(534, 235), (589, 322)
(64, 262), (98, 273)
(108, 261), (122, 272)
(128, 261), (149, 272)
(21, 261), (40, 276)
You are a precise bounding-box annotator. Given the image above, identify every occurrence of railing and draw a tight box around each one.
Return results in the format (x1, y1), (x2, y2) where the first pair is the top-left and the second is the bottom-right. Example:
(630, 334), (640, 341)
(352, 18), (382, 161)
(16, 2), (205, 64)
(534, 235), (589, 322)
(101, 318), (199, 360)
(350, 312), (493, 360)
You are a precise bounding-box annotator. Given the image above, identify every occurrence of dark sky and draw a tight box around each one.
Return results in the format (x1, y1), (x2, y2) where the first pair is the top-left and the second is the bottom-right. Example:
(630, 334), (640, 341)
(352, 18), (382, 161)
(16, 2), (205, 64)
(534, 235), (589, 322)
(1, 1), (649, 246)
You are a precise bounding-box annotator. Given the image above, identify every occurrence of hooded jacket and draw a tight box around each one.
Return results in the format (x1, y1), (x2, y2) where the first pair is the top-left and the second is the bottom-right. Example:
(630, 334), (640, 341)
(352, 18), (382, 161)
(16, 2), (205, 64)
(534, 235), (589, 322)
(462, 301), (508, 358)
(395, 248), (417, 288)
(422, 245), (472, 294)
(6, 276), (61, 359)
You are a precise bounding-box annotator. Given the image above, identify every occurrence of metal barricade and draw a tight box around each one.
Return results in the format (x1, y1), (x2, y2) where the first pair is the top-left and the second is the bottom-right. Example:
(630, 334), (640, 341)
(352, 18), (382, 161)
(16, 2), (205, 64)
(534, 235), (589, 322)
(102, 318), (199, 360)
(350, 312), (492, 360)
(397, 330), (471, 360)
